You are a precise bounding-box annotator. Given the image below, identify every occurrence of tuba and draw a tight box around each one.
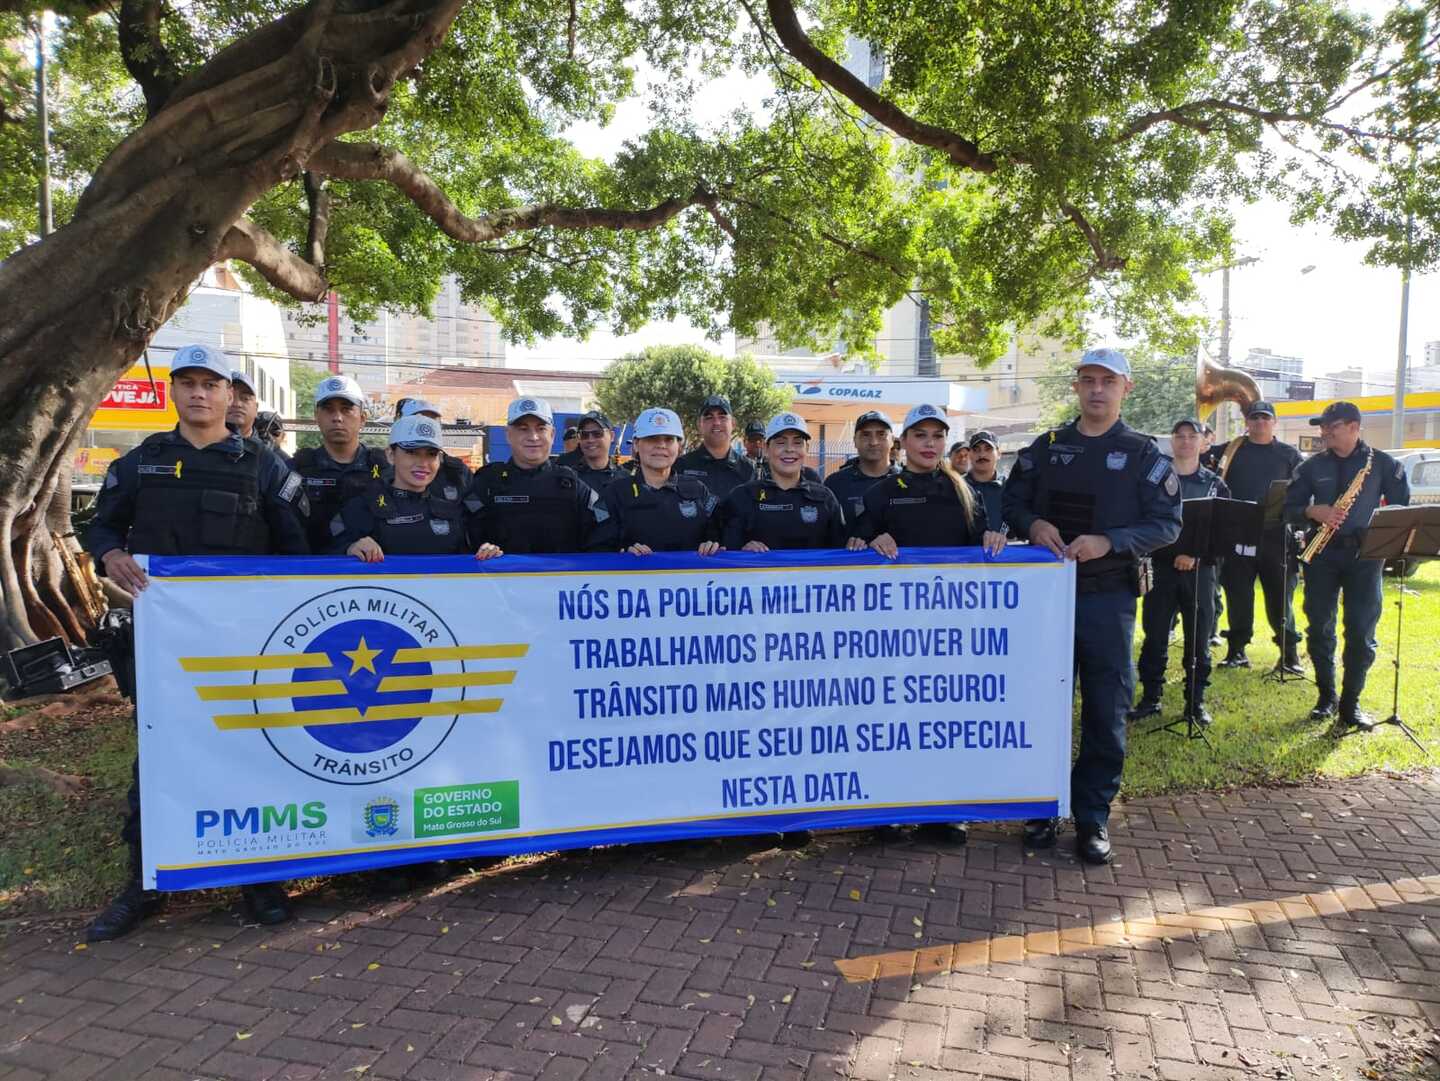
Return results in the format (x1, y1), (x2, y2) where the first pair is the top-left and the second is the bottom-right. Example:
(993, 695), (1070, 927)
(1196, 354), (1262, 421)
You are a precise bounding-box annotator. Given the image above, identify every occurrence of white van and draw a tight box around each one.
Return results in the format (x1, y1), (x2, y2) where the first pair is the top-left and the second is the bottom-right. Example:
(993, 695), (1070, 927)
(1395, 450), (1440, 505)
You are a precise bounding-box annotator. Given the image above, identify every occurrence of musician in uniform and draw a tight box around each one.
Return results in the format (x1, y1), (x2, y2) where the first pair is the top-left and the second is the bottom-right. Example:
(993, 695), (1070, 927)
(1285, 401), (1409, 730)
(1213, 401), (1303, 671)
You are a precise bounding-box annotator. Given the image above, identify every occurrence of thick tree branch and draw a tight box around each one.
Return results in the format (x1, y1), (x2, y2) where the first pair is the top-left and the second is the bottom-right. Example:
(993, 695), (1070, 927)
(303, 171), (330, 268)
(762, 0), (997, 174)
(1060, 203), (1126, 272)
(116, 0), (181, 118)
(219, 218), (328, 301)
(1118, 96), (1405, 144)
(310, 141), (722, 243)
(567, 0), (577, 59)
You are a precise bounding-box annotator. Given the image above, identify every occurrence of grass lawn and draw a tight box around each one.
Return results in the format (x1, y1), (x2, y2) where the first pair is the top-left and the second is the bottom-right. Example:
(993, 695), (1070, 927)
(1, 561), (1436, 921)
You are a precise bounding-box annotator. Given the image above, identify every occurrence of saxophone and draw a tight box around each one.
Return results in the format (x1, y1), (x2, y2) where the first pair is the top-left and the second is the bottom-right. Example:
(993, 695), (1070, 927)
(1299, 447), (1373, 564)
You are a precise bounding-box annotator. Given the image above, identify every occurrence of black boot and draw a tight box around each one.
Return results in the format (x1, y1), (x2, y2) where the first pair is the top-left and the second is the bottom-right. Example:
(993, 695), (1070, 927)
(1219, 649), (1250, 669)
(1022, 817), (1056, 849)
(1127, 690), (1162, 722)
(87, 881), (164, 942)
(1075, 824), (1113, 865)
(240, 882), (293, 926)
(1309, 691), (1338, 721)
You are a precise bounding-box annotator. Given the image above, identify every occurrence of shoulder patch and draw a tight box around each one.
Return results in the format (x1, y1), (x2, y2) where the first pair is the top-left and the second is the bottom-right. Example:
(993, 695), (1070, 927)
(1146, 458), (1169, 485)
(279, 471), (303, 503)
(104, 465), (120, 489)
(1165, 472), (1179, 497)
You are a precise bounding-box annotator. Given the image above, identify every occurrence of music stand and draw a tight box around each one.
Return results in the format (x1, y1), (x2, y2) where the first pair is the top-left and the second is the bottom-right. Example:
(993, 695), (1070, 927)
(1146, 497), (1262, 748)
(1260, 479), (1306, 684)
(1352, 505), (1440, 751)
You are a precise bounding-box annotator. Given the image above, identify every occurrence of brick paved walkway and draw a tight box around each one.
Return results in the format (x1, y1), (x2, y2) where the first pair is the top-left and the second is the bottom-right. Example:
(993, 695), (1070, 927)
(3, 772), (1439, 1081)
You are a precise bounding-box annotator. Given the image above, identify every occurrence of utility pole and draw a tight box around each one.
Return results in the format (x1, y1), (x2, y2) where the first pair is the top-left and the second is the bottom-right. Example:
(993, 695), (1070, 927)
(1214, 255), (1258, 439)
(34, 18), (52, 236)
(1391, 203), (1414, 451)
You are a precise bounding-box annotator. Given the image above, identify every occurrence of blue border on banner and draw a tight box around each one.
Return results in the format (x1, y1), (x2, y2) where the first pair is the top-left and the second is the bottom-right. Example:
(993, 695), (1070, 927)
(145, 545), (1064, 579)
(156, 799), (1060, 889)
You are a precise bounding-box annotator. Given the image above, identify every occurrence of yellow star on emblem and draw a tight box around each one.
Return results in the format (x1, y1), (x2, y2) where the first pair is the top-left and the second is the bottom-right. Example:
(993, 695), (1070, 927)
(342, 636), (382, 675)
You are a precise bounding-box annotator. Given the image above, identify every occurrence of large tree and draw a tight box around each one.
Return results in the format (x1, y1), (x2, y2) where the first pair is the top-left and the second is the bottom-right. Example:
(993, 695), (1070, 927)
(0, 0), (1435, 647)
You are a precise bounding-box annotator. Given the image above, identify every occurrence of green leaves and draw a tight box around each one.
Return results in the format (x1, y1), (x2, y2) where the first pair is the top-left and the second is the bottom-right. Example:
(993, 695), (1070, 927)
(594, 346), (791, 440)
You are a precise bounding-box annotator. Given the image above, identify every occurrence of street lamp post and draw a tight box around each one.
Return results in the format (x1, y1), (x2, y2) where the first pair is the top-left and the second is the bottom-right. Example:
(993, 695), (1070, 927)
(1391, 208), (1413, 451)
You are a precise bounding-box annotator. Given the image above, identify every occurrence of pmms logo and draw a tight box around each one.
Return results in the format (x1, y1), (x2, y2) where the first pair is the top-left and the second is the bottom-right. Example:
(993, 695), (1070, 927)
(194, 800), (328, 854)
(179, 586), (529, 785)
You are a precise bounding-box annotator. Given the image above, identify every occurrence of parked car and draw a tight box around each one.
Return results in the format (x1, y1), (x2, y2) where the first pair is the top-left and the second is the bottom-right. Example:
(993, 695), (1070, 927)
(1384, 450), (1440, 576)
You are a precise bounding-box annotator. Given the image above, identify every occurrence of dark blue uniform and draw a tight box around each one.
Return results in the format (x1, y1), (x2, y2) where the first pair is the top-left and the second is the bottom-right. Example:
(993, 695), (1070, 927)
(753, 458), (822, 485)
(381, 453), (472, 500)
(86, 428), (310, 900)
(966, 475), (1006, 533)
(1215, 436), (1303, 659)
(1003, 420), (1183, 828)
(330, 481), (471, 555)
(602, 473), (719, 551)
(824, 462), (899, 525)
(675, 446), (755, 503)
(574, 460), (625, 493)
(850, 468), (988, 547)
(1136, 465), (1230, 708)
(464, 460), (611, 554)
(292, 444), (387, 554)
(721, 478), (847, 550)
(1285, 442), (1409, 710)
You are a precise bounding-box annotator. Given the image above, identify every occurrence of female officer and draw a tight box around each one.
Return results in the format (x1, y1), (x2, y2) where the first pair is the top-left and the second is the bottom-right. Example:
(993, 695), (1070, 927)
(724, 412), (845, 849)
(602, 407), (721, 556)
(722, 412), (846, 552)
(847, 403), (1007, 846)
(330, 414), (471, 560)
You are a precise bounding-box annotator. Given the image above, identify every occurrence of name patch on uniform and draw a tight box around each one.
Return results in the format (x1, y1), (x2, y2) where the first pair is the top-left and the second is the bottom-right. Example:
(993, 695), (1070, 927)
(890, 497), (927, 506)
(758, 503), (793, 512)
(430, 519), (451, 536)
(138, 464), (180, 477)
(679, 500), (698, 518)
(389, 513), (424, 525)
(800, 505), (819, 524)
(682, 469), (706, 477)
(494, 495), (530, 504)
(304, 476), (337, 488)
(1106, 452), (1128, 471)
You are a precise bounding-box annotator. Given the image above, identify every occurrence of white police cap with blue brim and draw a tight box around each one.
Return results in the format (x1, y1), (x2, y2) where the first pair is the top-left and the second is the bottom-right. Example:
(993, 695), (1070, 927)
(1076, 347), (1131, 378)
(764, 412), (810, 440)
(901, 403), (950, 434)
(315, 374), (366, 408)
(169, 343), (233, 382)
(400, 398), (442, 418)
(507, 397), (553, 425)
(634, 407), (683, 439)
(389, 414), (444, 450)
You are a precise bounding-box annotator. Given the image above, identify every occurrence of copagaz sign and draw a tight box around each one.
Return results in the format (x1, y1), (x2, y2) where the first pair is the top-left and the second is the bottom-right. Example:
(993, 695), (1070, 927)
(135, 549), (1075, 890)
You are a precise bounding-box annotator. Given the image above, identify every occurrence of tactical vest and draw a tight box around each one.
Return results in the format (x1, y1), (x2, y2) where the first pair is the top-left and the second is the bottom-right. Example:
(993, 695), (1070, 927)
(364, 481), (468, 556)
(470, 462), (587, 554)
(294, 446), (380, 548)
(127, 433), (270, 556)
(617, 475), (714, 550)
(872, 470), (981, 547)
(742, 481), (841, 549)
(1031, 424), (1151, 579)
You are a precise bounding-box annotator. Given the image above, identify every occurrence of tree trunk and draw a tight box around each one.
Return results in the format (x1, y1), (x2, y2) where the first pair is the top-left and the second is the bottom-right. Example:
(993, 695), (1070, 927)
(0, 0), (466, 651)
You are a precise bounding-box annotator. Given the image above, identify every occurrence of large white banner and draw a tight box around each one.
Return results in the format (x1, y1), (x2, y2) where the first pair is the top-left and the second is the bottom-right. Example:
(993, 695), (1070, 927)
(135, 549), (1075, 890)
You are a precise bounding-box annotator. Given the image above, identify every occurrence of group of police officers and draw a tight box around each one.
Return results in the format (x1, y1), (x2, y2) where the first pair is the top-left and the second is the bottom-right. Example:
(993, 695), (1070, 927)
(81, 342), (1409, 942)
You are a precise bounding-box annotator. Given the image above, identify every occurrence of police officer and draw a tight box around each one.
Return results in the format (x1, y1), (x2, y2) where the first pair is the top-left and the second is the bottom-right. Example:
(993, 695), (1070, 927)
(464, 398), (611, 556)
(1003, 348), (1182, 864)
(675, 394), (755, 502)
(227, 369), (260, 439)
(254, 410), (290, 465)
(395, 397), (473, 495)
(572, 409), (625, 491)
(293, 375), (386, 553)
(562, 426), (581, 457)
(84, 343), (310, 941)
(1286, 401), (1410, 730)
(1214, 401), (1303, 671)
(1129, 419), (1230, 727)
(331, 415), (474, 559)
(948, 441), (971, 475)
(848, 404), (1007, 846)
(965, 431), (1006, 532)
(603, 408), (721, 555)
(742, 420), (766, 471)
(825, 411), (899, 526)
(722, 413), (847, 553)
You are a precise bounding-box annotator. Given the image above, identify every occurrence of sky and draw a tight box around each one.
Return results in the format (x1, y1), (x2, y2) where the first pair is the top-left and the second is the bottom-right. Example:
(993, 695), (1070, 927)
(509, 48), (1440, 389)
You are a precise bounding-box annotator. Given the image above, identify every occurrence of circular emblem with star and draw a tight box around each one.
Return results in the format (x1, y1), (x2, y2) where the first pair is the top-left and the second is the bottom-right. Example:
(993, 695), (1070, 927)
(252, 586), (476, 784)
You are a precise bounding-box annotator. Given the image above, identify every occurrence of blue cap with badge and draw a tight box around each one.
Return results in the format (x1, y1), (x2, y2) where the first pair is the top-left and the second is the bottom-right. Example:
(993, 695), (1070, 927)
(229, 369), (256, 395)
(169, 343), (233, 381)
(764, 413), (810, 440)
(399, 398), (441, 418)
(1076, 347), (1131, 377)
(634, 407), (682, 438)
(507, 397), (553, 425)
(854, 410), (895, 433)
(901, 403), (950, 434)
(389, 414), (444, 450)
